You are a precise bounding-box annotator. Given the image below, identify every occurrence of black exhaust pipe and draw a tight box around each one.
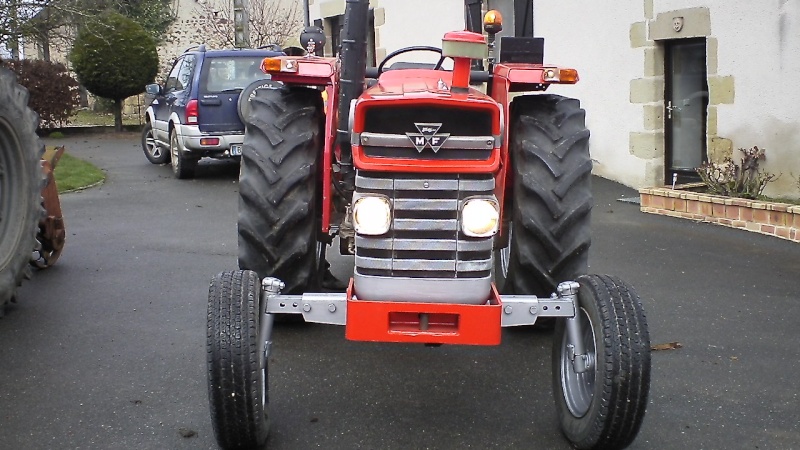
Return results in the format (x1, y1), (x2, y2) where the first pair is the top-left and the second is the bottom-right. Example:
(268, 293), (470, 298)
(336, 0), (369, 196)
(465, 0), (483, 33)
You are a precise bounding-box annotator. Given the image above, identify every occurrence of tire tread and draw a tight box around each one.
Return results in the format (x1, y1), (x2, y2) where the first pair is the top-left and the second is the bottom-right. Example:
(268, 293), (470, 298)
(207, 270), (268, 449)
(553, 274), (651, 450)
(505, 94), (592, 296)
(237, 87), (321, 294)
(0, 67), (45, 309)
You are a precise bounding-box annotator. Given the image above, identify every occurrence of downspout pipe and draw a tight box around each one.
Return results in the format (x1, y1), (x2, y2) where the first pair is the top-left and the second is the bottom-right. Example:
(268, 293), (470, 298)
(465, 0), (483, 70)
(336, 0), (369, 195)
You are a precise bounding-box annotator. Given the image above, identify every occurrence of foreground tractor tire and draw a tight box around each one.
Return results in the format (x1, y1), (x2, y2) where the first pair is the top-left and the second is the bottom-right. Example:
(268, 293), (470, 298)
(552, 274), (650, 450)
(238, 86), (322, 294)
(0, 67), (44, 313)
(499, 94), (592, 297)
(208, 270), (270, 449)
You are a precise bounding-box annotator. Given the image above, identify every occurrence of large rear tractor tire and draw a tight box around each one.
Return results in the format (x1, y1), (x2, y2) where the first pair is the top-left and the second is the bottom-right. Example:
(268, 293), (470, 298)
(207, 270), (270, 449)
(552, 274), (651, 449)
(499, 94), (592, 298)
(237, 86), (323, 294)
(0, 67), (44, 313)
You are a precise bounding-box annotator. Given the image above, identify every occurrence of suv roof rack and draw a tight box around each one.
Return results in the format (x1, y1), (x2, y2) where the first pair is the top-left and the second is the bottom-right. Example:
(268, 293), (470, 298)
(182, 44), (207, 53)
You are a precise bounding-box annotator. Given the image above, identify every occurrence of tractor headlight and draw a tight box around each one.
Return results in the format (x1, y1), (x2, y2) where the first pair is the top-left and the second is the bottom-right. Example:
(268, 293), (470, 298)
(353, 195), (392, 235)
(461, 198), (499, 237)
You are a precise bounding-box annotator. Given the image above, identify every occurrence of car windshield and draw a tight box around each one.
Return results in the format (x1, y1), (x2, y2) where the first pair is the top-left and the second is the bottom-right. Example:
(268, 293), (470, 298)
(202, 56), (271, 93)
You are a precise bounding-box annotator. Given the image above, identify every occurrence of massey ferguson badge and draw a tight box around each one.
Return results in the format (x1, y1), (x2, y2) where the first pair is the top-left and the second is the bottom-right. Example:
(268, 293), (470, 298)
(406, 122), (451, 152)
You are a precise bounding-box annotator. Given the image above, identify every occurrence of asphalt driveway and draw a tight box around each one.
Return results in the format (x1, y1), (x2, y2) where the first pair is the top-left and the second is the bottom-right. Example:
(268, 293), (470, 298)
(0, 131), (798, 449)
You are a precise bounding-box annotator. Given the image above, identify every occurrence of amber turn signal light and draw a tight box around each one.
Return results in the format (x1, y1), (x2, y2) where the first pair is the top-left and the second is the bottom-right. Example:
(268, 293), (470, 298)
(483, 10), (503, 34)
(543, 68), (579, 84)
(261, 57), (299, 73)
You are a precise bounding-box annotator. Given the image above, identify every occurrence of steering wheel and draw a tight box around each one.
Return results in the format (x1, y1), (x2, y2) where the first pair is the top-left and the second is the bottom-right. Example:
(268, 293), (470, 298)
(377, 46), (446, 74)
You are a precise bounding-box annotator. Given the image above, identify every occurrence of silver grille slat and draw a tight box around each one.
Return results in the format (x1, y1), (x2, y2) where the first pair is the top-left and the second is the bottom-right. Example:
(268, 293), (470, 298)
(395, 178), (458, 191)
(394, 198), (457, 211)
(393, 239), (457, 251)
(460, 178), (496, 191)
(357, 237), (470, 252)
(457, 240), (493, 252)
(356, 175), (393, 190)
(457, 260), (493, 272)
(355, 255), (393, 270)
(393, 259), (456, 271)
(360, 132), (495, 150)
(393, 218), (458, 231)
(356, 237), (393, 250)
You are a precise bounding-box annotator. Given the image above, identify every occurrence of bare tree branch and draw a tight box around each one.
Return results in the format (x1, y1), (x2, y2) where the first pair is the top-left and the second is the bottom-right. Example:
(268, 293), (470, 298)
(193, 0), (303, 50)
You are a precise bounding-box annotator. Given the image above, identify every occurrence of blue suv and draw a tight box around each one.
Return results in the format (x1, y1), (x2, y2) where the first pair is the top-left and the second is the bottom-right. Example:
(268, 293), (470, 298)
(142, 46), (283, 179)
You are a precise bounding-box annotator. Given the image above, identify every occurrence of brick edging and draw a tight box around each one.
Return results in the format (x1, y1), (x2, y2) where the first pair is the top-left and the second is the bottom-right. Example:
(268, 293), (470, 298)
(639, 187), (800, 243)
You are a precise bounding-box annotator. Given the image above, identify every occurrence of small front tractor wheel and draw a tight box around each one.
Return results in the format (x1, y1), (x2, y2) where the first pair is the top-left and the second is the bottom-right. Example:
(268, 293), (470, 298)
(237, 86), (323, 294)
(207, 270), (270, 450)
(502, 94), (592, 297)
(552, 274), (651, 450)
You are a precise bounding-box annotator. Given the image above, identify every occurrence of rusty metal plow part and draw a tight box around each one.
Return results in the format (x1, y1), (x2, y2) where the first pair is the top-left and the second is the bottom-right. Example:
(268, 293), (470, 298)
(31, 146), (66, 269)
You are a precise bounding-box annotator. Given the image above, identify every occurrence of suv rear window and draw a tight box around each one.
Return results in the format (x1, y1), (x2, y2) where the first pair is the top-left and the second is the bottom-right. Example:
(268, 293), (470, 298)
(201, 56), (271, 93)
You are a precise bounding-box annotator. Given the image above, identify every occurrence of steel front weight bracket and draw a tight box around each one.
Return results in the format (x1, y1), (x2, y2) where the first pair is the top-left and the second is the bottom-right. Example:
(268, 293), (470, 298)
(260, 277), (283, 359)
(259, 277), (587, 369)
(559, 281), (592, 374)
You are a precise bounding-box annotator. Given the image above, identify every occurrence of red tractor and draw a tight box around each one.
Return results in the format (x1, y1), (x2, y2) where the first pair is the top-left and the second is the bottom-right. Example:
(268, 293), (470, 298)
(207, 2), (650, 449)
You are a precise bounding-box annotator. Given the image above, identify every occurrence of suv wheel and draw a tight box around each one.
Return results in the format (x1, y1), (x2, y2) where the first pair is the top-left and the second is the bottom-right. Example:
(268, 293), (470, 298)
(169, 129), (197, 179)
(141, 122), (169, 164)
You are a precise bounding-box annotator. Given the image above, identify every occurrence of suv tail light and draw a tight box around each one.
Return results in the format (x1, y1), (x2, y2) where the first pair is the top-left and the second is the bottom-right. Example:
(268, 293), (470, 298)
(186, 99), (198, 124)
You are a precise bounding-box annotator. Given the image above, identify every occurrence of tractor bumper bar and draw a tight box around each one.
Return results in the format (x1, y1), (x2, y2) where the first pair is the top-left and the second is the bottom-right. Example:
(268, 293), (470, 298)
(261, 277), (578, 346)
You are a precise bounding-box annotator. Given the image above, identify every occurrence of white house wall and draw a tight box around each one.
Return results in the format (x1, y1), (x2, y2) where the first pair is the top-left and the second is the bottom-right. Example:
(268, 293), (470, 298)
(373, 0), (465, 62)
(699, 1), (799, 198)
(533, 2), (650, 188)
(309, 0), (464, 62)
(536, 0), (800, 197)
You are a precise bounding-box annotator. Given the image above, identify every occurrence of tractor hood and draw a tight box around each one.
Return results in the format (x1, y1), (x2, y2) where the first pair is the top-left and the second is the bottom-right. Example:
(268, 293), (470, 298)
(350, 69), (503, 174)
(362, 69), (494, 102)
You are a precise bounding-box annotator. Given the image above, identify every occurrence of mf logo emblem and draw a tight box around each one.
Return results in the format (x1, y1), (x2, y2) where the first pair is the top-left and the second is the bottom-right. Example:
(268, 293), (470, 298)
(406, 123), (450, 153)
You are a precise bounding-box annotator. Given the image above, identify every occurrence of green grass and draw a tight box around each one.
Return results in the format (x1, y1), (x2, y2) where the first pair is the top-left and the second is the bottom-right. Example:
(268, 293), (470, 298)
(53, 151), (106, 193)
(762, 196), (800, 206)
(69, 109), (142, 127)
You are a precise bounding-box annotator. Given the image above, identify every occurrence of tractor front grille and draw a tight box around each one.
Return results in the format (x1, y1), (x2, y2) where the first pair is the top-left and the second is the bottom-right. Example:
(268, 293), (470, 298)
(359, 105), (495, 161)
(363, 106), (492, 136)
(362, 143), (493, 161)
(354, 171), (495, 279)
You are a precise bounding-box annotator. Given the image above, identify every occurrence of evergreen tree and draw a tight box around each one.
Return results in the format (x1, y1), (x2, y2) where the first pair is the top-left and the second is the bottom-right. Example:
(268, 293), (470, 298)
(69, 12), (158, 131)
